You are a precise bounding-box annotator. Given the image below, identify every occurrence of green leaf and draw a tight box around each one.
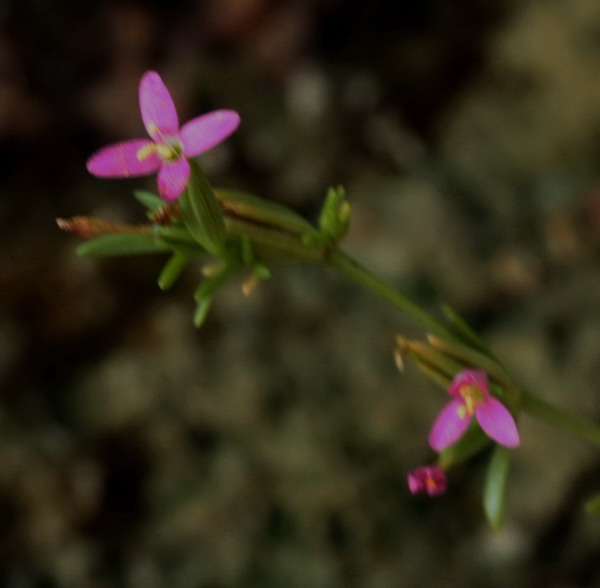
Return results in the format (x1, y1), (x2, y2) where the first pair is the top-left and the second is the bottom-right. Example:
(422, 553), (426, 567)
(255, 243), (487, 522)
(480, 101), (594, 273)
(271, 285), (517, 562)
(193, 297), (213, 328)
(180, 161), (227, 256)
(193, 264), (236, 301)
(157, 225), (206, 253)
(76, 233), (170, 257)
(158, 250), (192, 291)
(240, 236), (255, 266)
(483, 445), (512, 531)
(134, 190), (164, 212)
(216, 189), (316, 236)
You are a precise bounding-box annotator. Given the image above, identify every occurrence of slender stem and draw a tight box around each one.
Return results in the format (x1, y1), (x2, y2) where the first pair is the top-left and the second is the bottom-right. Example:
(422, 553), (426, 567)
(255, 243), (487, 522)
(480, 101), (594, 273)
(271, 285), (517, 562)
(521, 389), (600, 447)
(327, 248), (457, 340)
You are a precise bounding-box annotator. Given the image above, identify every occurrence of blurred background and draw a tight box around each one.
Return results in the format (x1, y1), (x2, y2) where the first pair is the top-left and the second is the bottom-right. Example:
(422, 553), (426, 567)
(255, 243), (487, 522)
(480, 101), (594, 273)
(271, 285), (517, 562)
(3, 0), (600, 586)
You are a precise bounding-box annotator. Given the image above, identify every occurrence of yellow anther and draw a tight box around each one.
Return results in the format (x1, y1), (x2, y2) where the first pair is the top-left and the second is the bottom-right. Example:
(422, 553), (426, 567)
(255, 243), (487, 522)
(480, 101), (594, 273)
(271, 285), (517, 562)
(464, 395), (475, 415)
(458, 383), (484, 415)
(137, 143), (157, 161)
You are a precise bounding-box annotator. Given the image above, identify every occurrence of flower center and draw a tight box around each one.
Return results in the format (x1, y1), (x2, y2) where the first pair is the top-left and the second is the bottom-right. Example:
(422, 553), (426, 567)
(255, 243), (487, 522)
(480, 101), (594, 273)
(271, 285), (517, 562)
(137, 138), (183, 163)
(157, 138), (183, 162)
(457, 383), (485, 418)
(425, 474), (438, 492)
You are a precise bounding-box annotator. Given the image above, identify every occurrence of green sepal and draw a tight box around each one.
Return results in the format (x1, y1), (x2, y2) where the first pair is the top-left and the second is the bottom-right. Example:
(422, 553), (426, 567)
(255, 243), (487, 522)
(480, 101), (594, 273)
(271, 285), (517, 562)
(134, 190), (164, 212)
(318, 185), (350, 243)
(438, 424), (490, 469)
(397, 337), (462, 384)
(584, 492), (600, 514)
(179, 161), (227, 256)
(426, 334), (517, 400)
(483, 445), (512, 531)
(407, 355), (452, 390)
(76, 233), (170, 257)
(158, 250), (192, 291)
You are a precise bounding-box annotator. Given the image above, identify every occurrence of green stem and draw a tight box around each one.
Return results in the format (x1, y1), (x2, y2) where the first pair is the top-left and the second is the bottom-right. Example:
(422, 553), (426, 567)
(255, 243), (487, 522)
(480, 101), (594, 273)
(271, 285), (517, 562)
(521, 389), (600, 447)
(327, 248), (457, 340)
(329, 248), (600, 446)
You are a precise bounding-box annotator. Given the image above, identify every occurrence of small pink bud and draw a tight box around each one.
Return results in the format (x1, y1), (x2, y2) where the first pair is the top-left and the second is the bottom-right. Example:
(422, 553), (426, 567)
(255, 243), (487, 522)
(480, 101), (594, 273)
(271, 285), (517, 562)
(407, 465), (447, 497)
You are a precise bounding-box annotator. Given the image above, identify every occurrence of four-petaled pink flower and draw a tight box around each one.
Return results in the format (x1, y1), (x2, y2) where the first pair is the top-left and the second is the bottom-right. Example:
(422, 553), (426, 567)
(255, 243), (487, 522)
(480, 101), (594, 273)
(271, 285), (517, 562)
(407, 465), (447, 497)
(87, 71), (240, 201)
(429, 369), (520, 451)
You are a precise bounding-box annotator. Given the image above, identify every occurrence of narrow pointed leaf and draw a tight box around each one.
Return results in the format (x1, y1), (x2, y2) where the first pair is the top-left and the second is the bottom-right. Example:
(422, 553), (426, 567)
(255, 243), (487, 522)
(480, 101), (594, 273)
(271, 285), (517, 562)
(134, 190), (164, 212)
(483, 445), (512, 531)
(240, 236), (255, 266)
(179, 161), (226, 256)
(193, 264), (236, 301)
(158, 251), (192, 290)
(157, 225), (206, 253)
(76, 233), (170, 257)
(216, 188), (317, 236)
(193, 297), (213, 328)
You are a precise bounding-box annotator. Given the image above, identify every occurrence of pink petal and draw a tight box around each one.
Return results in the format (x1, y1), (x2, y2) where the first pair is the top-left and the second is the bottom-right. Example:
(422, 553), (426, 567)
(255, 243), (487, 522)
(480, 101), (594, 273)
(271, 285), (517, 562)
(475, 397), (520, 448)
(428, 398), (472, 451)
(157, 158), (190, 201)
(139, 71), (179, 140)
(449, 369), (489, 398)
(86, 140), (160, 178)
(180, 110), (241, 157)
(407, 465), (447, 497)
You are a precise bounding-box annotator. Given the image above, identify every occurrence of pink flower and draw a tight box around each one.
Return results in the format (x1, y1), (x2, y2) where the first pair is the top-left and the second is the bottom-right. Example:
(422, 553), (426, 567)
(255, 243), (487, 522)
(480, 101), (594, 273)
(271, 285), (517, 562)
(429, 369), (520, 451)
(407, 465), (447, 497)
(87, 71), (240, 201)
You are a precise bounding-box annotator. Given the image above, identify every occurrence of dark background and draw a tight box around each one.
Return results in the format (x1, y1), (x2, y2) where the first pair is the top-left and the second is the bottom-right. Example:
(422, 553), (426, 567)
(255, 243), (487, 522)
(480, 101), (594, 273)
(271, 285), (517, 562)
(3, 0), (600, 586)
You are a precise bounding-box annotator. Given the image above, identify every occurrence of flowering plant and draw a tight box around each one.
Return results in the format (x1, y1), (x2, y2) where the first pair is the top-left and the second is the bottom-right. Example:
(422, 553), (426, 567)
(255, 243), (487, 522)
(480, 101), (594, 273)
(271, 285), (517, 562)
(59, 71), (600, 529)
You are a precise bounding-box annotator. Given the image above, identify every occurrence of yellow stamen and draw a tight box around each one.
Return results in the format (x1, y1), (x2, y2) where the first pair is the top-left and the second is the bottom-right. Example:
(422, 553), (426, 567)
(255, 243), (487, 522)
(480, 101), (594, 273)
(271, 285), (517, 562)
(157, 143), (175, 159)
(137, 143), (157, 161)
(157, 139), (183, 162)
